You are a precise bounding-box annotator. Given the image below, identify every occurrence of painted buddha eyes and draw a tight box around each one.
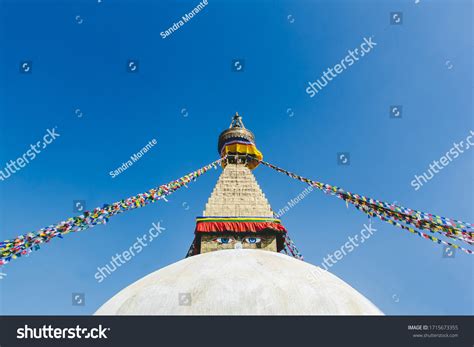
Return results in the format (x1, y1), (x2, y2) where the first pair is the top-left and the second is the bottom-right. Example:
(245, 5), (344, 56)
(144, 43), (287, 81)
(215, 237), (233, 244)
(244, 237), (261, 244)
(214, 236), (262, 244)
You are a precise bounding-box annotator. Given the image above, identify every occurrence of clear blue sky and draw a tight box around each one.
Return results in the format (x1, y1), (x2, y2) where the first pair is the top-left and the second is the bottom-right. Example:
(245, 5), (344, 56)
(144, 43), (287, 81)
(0, 0), (472, 315)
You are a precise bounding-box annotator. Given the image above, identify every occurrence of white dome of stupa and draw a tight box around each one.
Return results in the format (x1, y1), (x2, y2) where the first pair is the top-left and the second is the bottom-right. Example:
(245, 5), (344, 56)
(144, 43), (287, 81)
(95, 249), (383, 315)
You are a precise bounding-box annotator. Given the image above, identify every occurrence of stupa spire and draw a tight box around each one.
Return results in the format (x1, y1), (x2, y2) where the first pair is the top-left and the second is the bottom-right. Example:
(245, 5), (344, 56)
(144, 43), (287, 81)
(187, 113), (287, 256)
(229, 112), (245, 128)
(217, 112), (262, 170)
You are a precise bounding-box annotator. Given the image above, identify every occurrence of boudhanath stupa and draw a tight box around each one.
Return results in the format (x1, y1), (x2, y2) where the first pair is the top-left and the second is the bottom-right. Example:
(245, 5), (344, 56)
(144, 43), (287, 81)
(95, 113), (382, 315)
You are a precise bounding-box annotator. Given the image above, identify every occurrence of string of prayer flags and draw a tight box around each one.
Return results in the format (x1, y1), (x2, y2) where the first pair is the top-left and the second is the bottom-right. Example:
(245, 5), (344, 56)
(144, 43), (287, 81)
(0, 158), (225, 265)
(258, 159), (473, 255)
(283, 234), (304, 260)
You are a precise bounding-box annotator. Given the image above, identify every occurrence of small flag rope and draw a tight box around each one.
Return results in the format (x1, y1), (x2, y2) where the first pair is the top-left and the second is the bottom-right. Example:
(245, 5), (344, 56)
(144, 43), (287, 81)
(0, 158), (225, 265)
(357, 204), (474, 255)
(283, 234), (304, 260)
(258, 159), (473, 255)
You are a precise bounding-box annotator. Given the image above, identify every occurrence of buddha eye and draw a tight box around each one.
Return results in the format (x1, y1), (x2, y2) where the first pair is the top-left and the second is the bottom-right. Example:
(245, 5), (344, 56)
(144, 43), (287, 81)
(215, 237), (233, 244)
(244, 237), (261, 244)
